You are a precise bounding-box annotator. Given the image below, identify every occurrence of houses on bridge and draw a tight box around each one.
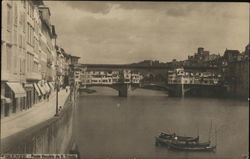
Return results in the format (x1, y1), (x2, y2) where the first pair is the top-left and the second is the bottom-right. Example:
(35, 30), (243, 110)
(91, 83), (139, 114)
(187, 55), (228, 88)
(168, 68), (222, 85)
(80, 69), (143, 86)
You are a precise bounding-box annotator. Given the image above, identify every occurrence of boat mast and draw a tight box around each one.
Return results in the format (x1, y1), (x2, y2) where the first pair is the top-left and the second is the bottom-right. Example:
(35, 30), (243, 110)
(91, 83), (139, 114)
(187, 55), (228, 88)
(209, 120), (212, 142)
(197, 126), (199, 137)
(215, 124), (217, 146)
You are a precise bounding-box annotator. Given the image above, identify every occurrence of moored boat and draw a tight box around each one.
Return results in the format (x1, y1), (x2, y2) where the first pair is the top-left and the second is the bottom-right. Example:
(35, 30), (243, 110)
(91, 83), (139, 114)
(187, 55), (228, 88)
(168, 142), (216, 152)
(155, 132), (200, 147)
(155, 121), (217, 152)
(155, 136), (210, 148)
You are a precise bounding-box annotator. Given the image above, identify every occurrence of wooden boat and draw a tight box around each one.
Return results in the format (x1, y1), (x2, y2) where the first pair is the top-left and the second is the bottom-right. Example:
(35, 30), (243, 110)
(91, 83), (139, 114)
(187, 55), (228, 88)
(155, 132), (200, 147)
(155, 136), (210, 148)
(160, 120), (217, 152)
(168, 142), (216, 152)
(158, 132), (199, 141)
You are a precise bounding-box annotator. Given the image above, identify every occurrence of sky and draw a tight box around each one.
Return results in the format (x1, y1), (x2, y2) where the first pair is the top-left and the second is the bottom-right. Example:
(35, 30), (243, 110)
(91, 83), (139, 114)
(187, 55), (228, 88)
(44, 1), (249, 64)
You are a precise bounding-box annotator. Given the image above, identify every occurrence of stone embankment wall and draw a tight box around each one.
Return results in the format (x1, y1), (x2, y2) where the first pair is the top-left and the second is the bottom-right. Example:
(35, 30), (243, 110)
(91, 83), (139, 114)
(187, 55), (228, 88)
(1, 94), (76, 154)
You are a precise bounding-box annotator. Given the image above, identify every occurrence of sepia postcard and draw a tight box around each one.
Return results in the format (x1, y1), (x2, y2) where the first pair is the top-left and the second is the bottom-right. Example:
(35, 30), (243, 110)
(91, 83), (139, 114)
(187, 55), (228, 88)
(1, 1), (249, 159)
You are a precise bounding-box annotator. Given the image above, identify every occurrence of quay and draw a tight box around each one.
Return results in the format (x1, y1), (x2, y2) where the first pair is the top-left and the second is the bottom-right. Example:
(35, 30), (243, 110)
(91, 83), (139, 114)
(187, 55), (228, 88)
(1, 90), (69, 139)
(0, 88), (77, 153)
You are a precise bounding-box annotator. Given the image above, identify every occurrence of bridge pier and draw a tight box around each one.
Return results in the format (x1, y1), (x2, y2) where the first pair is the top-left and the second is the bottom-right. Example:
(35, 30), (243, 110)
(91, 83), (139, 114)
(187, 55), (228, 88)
(168, 84), (183, 97)
(118, 84), (128, 97)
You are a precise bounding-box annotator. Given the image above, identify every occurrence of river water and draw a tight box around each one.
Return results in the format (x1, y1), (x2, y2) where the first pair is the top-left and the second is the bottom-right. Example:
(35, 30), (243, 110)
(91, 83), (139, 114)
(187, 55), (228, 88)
(74, 87), (249, 159)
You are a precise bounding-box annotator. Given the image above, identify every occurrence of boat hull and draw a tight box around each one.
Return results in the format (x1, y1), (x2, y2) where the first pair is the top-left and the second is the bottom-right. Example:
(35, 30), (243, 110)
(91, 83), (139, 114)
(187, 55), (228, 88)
(168, 143), (216, 152)
(155, 137), (210, 148)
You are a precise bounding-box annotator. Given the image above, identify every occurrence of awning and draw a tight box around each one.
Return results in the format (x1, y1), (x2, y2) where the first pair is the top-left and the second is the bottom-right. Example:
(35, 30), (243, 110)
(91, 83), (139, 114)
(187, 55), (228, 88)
(44, 83), (51, 93)
(1, 96), (12, 103)
(33, 83), (42, 96)
(6, 82), (26, 98)
(48, 82), (54, 90)
(37, 83), (47, 95)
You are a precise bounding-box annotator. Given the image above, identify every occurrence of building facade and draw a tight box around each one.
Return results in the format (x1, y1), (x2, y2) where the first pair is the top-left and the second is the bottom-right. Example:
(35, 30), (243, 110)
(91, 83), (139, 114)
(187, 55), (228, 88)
(1, 0), (78, 118)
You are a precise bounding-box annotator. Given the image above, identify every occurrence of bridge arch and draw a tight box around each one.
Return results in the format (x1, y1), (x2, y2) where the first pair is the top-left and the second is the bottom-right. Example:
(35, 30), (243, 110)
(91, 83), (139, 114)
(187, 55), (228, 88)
(80, 84), (130, 97)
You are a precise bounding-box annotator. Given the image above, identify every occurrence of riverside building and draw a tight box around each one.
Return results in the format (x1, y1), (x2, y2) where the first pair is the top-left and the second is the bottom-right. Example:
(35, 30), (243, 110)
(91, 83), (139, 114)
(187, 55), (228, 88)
(1, 0), (79, 118)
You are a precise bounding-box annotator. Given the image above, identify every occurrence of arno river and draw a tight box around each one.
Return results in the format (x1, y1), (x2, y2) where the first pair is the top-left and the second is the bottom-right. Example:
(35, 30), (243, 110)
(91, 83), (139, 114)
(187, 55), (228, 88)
(73, 87), (248, 159)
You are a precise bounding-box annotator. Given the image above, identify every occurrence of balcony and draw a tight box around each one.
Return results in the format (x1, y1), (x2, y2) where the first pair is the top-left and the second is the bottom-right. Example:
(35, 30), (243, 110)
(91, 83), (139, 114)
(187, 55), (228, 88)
(26, 72), (42, 81)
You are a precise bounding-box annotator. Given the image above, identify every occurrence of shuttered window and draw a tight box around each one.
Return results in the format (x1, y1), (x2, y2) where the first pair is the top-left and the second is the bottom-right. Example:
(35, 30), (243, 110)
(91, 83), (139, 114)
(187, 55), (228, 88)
(14, 4), (18, 26)
(6, 45), (12, 71)
(7, 4), (12, 31)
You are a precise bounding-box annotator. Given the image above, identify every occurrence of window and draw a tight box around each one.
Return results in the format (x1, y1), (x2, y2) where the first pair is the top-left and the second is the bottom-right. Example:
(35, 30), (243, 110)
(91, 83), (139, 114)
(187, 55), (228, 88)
(28, 24), (30, 44)
(26, 24), (29, 43)
(27, 1), (29, 15)
(13, 47), (17, 73)
(22, 36), (26, 49)
(33, 62), (38, 72)
(34, 40), (37, 53)
(26, 53), (31, 72)
(34, 23), (36, 34)
(39, 34), (41, 46)
(23, 14), (26, 33)
(14, 4), (18, 26)
(27, 23), (33, 45)
(23, 59), (26, 74)
(6, 45), (12, 71)
(19, 34), (22, 48)
(19, 11), (22, 25)
(32, 28), (34, 46)
(31, 5), (34, 18)
(7, 4), (12, 31)
(31, 55), (34, 72)
(13, 30), (17, 45)
(24, 0), (26, 9)
(20, 58), (22, 73)
(35, 39), (39, 53)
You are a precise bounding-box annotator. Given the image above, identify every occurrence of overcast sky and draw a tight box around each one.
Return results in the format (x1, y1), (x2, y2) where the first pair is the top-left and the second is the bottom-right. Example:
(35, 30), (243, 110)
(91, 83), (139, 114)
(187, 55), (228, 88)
(45, 1), (249, 64)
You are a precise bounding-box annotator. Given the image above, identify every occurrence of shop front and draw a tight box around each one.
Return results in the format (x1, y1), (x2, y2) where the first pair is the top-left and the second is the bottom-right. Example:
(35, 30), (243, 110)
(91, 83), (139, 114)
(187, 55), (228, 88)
(24, 83), (34, 110)
(5, 82), (26, 116)
(1, 95), (11, 118)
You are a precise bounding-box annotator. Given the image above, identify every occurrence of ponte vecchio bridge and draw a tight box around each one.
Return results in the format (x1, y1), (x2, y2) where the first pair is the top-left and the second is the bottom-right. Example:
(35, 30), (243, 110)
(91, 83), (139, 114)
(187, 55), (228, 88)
(78, 64), (223, 97)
